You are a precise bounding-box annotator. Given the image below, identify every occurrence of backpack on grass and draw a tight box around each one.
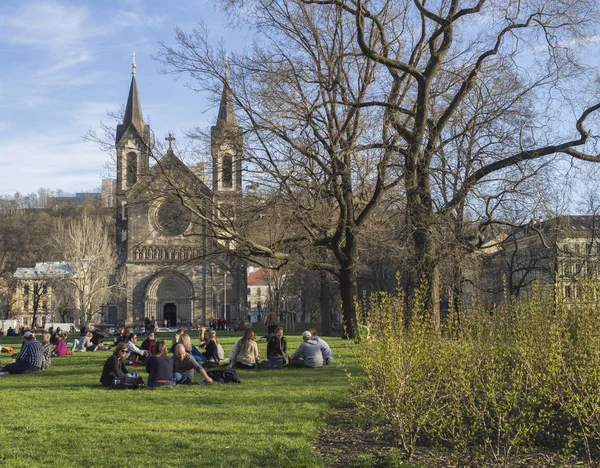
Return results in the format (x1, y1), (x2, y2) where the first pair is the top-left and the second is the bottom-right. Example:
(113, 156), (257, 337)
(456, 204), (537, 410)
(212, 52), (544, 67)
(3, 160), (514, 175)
(110, 374), (145, 389)
(207, 369), (241, 384)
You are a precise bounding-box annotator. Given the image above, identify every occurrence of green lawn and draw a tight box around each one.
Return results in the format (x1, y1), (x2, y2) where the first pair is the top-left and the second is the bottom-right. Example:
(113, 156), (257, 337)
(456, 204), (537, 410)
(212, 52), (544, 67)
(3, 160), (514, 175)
(0, 332), (355, 468)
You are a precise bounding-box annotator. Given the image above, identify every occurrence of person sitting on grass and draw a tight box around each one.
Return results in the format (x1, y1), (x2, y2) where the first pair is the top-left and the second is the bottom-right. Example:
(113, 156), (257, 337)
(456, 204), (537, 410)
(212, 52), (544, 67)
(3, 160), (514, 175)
(1, 331), (45, 374)
(72, 332), (97, 352)
(202, 330), (224, 367)
(172, 344), (213, 385)
(229, 328), (261, 369)
(114, 328), (127, 345)
(145, 340), (174, 388)
(51, 331), (68, 357)
(170, 329), (184, 353)
(140, 330), (156, 354)
(100, 343), (129, 387)
(41, 330), (52, 370)
(266, 327), (287, 365)
(125, 333), (149, 362)
(179, 333), (206, 363)
(309, 328), (333, 365)
(288, 331), (323, 368)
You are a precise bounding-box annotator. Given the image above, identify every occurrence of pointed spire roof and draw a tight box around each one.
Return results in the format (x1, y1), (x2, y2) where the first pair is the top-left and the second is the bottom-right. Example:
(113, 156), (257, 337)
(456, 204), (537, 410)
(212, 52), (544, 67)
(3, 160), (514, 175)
(122, 75), (145, 136)
(216, 81), (237, 127)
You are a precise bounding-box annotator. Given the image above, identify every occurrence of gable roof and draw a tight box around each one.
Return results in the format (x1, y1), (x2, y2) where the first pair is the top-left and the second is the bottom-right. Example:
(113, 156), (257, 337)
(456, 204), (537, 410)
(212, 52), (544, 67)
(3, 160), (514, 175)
(126, 148), (212, 199)
(247, 268), (269, 286)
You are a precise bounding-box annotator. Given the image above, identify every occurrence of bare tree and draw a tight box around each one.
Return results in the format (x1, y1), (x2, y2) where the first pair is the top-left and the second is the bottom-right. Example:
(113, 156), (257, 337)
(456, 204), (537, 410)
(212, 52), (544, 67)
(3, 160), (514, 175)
(283, 0), (600, 322)
(157, 1), (407, 336)
(53, 213), (123, 324)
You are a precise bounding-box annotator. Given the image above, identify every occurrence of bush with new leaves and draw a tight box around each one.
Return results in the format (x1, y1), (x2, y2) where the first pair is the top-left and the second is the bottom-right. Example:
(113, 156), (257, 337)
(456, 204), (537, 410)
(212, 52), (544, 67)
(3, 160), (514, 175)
(351, 282), (600, 465)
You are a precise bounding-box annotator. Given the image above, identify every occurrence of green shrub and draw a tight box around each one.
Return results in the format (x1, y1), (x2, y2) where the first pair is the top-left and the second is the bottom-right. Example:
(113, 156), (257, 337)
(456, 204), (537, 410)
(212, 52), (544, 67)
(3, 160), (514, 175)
(351, 282), (600, 465)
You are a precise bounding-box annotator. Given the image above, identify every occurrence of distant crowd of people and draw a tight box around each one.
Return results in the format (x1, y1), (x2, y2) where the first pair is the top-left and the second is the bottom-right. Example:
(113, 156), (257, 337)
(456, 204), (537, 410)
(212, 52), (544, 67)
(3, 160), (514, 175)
(0, 319), (334, 387)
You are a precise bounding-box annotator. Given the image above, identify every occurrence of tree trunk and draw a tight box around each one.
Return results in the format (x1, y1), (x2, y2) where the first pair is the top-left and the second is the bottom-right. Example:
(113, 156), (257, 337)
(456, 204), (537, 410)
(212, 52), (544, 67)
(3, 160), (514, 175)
(411, 226), (441, 330)
(320, 270), (332, 336)
(339, 263), (358, 339)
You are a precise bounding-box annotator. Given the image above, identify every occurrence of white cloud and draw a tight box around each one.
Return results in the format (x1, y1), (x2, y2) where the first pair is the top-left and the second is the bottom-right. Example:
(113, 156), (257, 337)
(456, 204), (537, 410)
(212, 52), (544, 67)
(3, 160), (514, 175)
(0, 2), (99, 54)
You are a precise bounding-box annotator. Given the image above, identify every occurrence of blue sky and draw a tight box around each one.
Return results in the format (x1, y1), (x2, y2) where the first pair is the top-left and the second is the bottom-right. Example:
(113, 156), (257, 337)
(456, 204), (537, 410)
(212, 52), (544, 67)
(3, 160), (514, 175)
(0, 0), (246, 196)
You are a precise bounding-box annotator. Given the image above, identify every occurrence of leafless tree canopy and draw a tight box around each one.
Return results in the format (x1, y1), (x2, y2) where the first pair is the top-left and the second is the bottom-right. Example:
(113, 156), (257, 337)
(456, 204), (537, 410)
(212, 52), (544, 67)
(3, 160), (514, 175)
(53, 213), (123, 323)
(157, 0), (600, 330)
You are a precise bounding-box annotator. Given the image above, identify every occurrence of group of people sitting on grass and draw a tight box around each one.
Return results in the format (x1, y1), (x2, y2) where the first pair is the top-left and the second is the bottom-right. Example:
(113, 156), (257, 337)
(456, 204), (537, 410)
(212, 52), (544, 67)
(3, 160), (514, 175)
(99, 327), (333, 388)
(99, 341), (215, 388)
(0, 325), (333, 383)
(230, 327), (332, 369)
(0, 330), (52, 374)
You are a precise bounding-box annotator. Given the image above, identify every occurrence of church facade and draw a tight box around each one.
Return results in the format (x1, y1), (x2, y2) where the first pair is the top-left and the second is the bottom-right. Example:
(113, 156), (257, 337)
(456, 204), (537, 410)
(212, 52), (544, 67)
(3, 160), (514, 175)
(110, 69), (247, 328)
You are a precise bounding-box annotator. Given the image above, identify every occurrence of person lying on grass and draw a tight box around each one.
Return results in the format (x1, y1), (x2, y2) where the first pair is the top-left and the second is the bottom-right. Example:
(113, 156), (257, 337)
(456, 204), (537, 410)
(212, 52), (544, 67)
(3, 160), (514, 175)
(146, 340), (174, 388)
(172, 344), (213, 385)
(229, 328), (260, 369)
(1, 331), (45, 374)
(288, 331), (323, 368)
(100, 343), (129, 386)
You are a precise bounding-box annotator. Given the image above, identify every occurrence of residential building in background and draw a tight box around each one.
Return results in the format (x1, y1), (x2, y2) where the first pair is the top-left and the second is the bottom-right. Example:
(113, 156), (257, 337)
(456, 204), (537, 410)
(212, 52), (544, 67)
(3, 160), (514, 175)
(468, 216), (600, 307)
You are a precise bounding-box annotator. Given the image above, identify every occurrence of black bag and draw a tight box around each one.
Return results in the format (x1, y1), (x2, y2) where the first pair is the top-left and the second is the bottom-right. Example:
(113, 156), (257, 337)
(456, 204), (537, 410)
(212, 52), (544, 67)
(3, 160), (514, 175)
(110, 375), (145, 389)
(258, 355), (285, 369)
(207, 369), (241, 384)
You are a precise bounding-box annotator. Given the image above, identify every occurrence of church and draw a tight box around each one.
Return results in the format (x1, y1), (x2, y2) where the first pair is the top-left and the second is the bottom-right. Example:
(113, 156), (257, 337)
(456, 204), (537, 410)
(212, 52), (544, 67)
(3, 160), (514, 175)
(108, 61), (247, 328)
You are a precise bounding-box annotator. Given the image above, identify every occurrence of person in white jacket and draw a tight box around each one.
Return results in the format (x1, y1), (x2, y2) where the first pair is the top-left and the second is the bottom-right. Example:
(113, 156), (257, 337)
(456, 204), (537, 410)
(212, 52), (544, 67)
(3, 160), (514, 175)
(125, 333), (149, 362)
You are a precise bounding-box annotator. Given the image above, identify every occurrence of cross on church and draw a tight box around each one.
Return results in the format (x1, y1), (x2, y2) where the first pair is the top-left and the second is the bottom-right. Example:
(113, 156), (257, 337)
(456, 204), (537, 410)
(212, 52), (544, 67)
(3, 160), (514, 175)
(165, 133), (176, 149)
(131, 52), (137, 75)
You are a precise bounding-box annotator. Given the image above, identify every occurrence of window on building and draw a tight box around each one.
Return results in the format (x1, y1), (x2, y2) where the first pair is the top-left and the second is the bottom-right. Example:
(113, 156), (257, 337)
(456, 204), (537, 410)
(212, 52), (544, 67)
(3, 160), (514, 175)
(565, 285), (572, 298)
(42, 284), (47, 295)
(126, 152), (137, 186)
(257, 287), (262, 297)
(222, 155), (233, 188)
(587, 244), (592, 255)
(23, 284), (29, 296)
(576, 263), (582, 274)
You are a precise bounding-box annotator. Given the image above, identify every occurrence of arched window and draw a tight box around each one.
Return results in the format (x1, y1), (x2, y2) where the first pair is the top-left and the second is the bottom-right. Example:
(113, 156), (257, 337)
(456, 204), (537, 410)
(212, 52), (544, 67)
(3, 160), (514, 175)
(126, 152), (137, 186)
(222, 155), (233, 188)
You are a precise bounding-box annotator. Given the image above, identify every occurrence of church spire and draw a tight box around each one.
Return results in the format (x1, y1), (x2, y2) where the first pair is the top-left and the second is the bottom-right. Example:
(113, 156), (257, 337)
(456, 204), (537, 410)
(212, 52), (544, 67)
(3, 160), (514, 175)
(216, 54), (237, 127)
(122, 53), (145, 136)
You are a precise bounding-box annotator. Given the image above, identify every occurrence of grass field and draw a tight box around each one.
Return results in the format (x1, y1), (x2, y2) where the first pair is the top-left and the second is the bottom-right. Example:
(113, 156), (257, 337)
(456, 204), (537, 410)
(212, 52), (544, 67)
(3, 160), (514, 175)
(0, 331), (356, 468)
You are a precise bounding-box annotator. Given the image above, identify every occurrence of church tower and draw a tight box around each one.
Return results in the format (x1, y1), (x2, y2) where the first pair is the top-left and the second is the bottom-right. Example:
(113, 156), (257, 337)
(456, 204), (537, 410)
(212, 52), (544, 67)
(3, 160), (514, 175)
(211, 68), (243, 214)
(115, 55), (151, 258)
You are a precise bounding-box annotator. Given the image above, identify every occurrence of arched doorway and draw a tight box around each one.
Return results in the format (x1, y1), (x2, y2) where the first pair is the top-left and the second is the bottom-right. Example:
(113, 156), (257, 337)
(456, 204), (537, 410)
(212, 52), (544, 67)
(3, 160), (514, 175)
(164, 303), (176, 326)
(144, 272), (195, 327)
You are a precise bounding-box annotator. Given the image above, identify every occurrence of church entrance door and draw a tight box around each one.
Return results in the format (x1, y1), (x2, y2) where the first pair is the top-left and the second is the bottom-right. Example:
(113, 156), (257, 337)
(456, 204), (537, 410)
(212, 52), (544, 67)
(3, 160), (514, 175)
(164, 303), (176, 327)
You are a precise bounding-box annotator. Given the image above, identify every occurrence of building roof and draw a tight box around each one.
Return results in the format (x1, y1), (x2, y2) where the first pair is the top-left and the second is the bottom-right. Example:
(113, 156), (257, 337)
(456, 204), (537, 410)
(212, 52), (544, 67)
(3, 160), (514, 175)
(14, 262), (75, 279)
(247, 268), (269, 286)
(122, 75), (145, 136)
(216, 82), (237, 127)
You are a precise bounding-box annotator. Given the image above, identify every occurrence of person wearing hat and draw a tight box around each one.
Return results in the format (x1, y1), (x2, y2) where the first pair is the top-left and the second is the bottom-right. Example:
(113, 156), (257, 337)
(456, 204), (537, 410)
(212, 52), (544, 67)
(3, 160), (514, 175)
(1, 331), (45, 374)
(288, 331), (324, 368)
